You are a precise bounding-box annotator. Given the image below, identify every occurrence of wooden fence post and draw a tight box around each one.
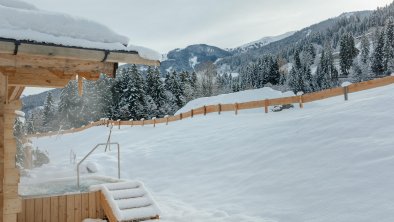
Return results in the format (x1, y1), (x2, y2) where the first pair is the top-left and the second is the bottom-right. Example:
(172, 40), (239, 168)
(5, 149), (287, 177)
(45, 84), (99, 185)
(180, 113), (183, 120)
(264, 99), (269, 113)
(343, 86), (349, 101)
(235, 103), (238, 115)
(203, 106), (207, 116)
(218, 104), (222, 115)
(117, 119), (121, 129)
(299, 95), (304, 108)
(153, 117), (156, 127)
(191, 109), (194, 118)
(165, 115), (169, 125)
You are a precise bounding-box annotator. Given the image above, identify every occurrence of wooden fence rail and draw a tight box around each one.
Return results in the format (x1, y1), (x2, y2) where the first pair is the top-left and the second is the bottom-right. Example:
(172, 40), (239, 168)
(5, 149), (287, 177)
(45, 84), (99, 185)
(28, 76), (394, 138)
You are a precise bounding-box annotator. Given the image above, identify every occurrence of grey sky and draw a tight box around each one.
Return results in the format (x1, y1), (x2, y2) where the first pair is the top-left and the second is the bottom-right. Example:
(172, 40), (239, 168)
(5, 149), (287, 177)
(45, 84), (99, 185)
(28, 0), (391, 53)
(23, 0), (391, 96)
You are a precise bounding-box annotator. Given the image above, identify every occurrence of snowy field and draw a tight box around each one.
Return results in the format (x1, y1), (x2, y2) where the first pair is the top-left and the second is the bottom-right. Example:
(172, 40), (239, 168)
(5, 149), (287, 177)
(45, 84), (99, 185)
(25, 84), (394, 222)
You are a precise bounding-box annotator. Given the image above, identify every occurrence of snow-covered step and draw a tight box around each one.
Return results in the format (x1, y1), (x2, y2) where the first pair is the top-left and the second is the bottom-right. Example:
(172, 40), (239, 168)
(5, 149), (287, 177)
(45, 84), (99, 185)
(115, 197), (152, 210)
(111, 188), (146, 200)
(90, 181), (160, 222)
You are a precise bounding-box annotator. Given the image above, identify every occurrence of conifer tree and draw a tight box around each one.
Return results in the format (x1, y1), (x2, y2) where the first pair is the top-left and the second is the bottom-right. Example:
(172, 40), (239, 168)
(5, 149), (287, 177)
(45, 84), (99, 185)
(42, 92), (55, 126)
(146, 67), (168, 117)
(384, 17), (394, 73)
(58, 81), (82, 128)
(372, 30), (385, 75)
(339, 33), (359, 76)
(360, 35), (370, 64)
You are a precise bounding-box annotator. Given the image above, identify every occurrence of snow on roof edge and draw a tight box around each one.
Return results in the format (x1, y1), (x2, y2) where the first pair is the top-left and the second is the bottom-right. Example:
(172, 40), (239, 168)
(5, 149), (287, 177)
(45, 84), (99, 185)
(0, 1), (161, 61)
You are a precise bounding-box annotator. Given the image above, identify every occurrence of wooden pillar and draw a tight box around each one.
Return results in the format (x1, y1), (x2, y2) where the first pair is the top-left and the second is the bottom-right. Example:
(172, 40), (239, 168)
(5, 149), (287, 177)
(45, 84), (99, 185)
(0, 73), (22, 222)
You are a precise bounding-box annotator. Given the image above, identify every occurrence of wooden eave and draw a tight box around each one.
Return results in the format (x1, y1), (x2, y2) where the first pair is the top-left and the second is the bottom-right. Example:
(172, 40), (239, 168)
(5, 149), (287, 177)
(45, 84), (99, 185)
(0, 38), (160, 91)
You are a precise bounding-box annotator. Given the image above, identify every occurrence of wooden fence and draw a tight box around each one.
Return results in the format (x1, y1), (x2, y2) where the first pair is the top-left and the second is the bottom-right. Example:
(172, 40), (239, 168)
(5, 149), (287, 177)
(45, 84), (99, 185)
(17, 191), (104, 222)
(28, 76), (394, 138)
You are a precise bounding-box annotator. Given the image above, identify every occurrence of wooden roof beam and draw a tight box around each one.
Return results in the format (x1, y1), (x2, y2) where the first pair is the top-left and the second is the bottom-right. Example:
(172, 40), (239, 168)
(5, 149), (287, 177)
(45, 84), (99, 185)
(0, 54), (116, 77)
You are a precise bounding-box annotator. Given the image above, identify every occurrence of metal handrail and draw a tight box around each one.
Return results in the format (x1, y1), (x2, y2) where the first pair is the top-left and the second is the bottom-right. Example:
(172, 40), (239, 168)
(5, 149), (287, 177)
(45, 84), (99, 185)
(77, 142), (120, 188)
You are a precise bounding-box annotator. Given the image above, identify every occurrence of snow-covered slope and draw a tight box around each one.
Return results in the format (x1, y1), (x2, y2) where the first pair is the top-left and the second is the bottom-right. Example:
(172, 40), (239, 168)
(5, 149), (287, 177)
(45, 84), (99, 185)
(0, 0), (160, 60)
(27, 84), (394, 222)
(176, 87), (295, 114)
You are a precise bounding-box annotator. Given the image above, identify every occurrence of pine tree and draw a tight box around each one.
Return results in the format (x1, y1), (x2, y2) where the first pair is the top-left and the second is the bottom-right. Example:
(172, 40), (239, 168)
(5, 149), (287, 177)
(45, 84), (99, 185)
(165, 70), (185, 108)
(316, 46), (339, 90)
(112, 65), (147, 120)
(146, 67), (168, 117)
(58, 81), (82, 128)
(339, 33), (359, 76)
(360, 35), (370, 64)
(384, 17), (394, 73)
(42, 92), (55, 127)
(372, 29), (385, 75)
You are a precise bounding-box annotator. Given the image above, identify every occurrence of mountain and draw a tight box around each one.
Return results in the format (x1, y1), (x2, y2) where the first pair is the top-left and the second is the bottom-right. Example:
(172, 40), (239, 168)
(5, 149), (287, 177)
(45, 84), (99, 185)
(232, 31), (296, 54)
(160, 44), (233, 74)
(215, 10), (373, 72)
(21, 89), (61, 114)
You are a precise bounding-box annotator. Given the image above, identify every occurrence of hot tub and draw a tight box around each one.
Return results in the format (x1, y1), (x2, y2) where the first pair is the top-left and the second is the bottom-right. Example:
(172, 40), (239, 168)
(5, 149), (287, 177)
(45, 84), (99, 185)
(19, 175), (123, 197)
(18, 176), (124, 222)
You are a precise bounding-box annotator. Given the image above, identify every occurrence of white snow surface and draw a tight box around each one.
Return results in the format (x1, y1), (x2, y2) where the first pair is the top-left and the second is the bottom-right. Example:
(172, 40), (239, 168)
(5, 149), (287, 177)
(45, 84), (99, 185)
(26, 84), (394, 222)
(0, 0), (160, 61)
(237, 31), (296, 51)
(176, 87), (295, 114)
(341, 81), (352, 87)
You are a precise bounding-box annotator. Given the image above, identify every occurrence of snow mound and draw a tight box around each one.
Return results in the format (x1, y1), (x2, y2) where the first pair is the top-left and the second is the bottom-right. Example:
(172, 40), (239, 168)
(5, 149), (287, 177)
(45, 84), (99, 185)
(176, 87), (295, 114)
(0, 0), (160, 61)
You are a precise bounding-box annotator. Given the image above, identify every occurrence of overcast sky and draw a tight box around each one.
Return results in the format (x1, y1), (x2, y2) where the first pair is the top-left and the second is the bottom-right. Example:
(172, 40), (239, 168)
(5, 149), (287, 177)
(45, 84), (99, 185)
(23, 0), (392, 96)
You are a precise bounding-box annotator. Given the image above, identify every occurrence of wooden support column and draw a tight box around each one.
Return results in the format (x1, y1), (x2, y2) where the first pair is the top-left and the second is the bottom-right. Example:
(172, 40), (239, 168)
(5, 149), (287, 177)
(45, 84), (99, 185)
(0, 73), (22, 222)
(2, 100), (22, 222)
(0, 73), (5, 221)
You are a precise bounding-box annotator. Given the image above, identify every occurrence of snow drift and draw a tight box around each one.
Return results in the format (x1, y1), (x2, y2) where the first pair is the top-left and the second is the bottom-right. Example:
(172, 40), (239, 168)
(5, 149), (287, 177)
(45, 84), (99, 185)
(27, 84), (394, 222)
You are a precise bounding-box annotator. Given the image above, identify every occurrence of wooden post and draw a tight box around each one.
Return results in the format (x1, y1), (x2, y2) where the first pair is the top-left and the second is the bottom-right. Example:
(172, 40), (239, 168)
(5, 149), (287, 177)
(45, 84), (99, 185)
(235, 103), (238, 115)
(343, 86), (349, 101)
(299, 95), (304, 109)
(180, 113), (183, 120)
(264, 99), (269, 113)
(1, 98), (23, 221)
(153, 118), (156, 127)
(191, 109), (194, 118)
(203, 106), (207, 116)
(117, 120), (121, 129)
(166, 116), (169, 125)
(218, 104), (222, 115)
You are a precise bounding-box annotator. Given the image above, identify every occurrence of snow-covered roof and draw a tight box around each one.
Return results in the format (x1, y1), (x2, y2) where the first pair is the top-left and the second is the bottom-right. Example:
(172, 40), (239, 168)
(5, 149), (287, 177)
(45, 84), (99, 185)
(0, 0), (160, 61)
